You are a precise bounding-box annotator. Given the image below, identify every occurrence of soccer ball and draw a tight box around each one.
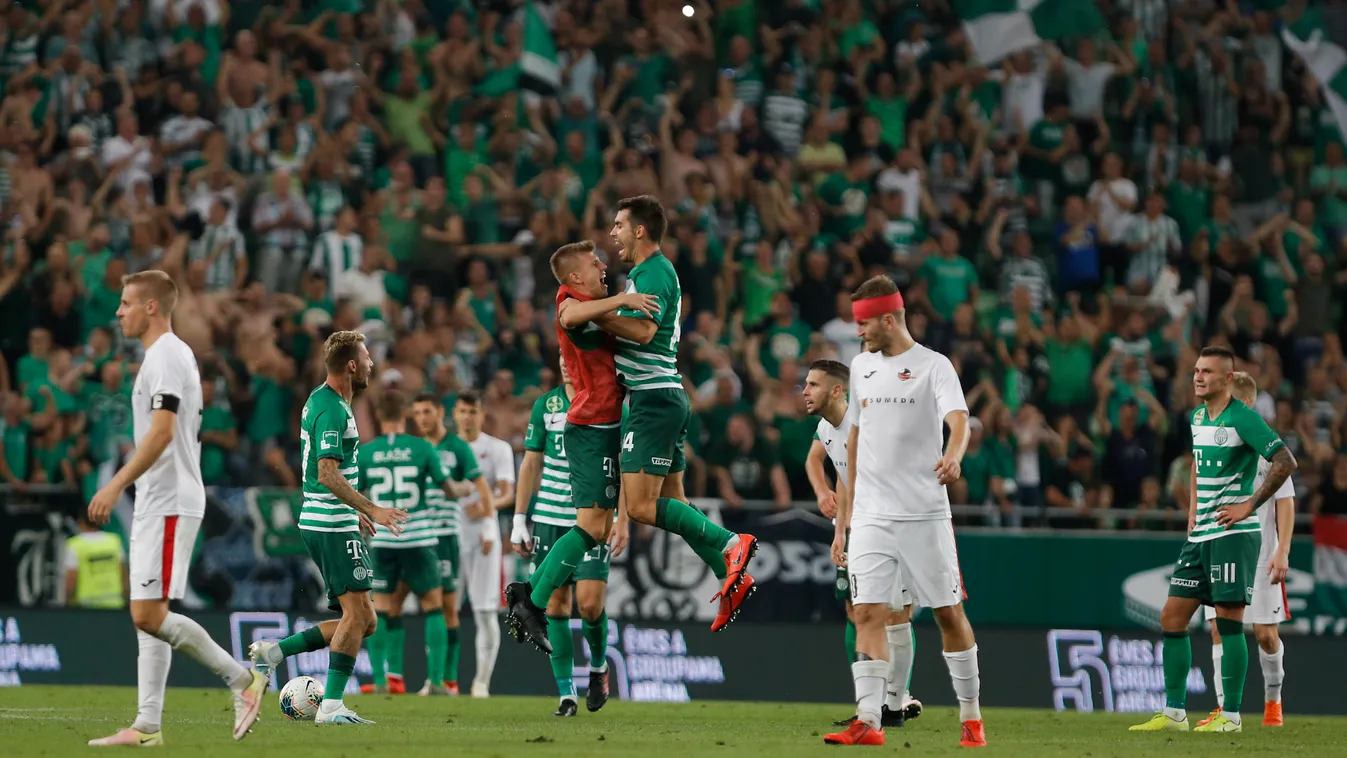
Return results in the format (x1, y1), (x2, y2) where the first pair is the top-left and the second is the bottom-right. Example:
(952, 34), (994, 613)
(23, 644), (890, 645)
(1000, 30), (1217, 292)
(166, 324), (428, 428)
(279, 676), (323, 721)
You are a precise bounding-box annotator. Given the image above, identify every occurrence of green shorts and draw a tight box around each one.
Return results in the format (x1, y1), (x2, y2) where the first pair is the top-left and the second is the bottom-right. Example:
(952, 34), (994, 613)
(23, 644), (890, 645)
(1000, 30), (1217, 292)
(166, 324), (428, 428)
(620, 388), (689, 476)
(301, 529), (373, 611)
(1169, 533), (1261, 606)
(564, 423), (621, 510)
(835, 529), (850, 602)
(372, 545), (440, 596)
(436, 534), (460, 593)
(530, 522), (611, 584)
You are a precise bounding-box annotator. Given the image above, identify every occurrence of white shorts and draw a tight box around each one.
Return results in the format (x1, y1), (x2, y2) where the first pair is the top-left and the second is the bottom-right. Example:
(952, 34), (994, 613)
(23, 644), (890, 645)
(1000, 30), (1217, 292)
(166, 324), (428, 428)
(459, 528), (503, 612)
(1203, 564), (1290, 626)
(129, 515), (202, 602)
(848, 517), (965, 610)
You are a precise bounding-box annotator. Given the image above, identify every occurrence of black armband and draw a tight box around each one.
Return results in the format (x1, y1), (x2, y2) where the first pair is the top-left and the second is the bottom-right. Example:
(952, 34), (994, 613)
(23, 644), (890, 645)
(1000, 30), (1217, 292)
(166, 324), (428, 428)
(151, 393), (181, 413)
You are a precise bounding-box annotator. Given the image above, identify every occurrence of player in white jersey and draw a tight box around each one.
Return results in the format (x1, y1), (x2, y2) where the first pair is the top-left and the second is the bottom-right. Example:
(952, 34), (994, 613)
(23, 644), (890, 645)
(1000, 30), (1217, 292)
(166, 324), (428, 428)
(803, 359), (923, 729)
(823, 276), (985, 749)
(87, 269), (267, 746)
(452, 391), (517, 698)
(1199, 373), (1294, 728)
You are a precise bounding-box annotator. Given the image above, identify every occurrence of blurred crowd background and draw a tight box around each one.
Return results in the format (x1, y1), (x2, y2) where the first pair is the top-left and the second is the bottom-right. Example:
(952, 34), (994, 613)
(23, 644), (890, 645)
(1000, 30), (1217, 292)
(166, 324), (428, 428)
(3, 0), (1347, 533)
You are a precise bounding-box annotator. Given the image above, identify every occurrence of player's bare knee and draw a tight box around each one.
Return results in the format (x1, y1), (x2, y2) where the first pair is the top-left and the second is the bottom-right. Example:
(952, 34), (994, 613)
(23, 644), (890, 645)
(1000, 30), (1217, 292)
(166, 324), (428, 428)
(852, 603), (886, 627)
(577, 508), (612, 542)
(930, 604), (965, 629)
(546, 587), (573, 617)
(576, 585), (604, 621)
(1160, 598), (1197, 632)
(130, 602), (167, 634)
(1254, 624), (1279, 652)
(420, 590), (443, 614)
(887, 605), (913, 625)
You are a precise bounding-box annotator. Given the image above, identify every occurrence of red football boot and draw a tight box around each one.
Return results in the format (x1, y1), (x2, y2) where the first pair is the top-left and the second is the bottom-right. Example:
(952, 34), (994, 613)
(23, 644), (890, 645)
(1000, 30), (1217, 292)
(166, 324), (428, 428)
(959, 720), (987, 747)
(710, 574), (756, 631)
(718, 534), (758, 598)
(443, 681), (460, 696)
(823, 720), (885, 745)
(386, 674), (406, 694)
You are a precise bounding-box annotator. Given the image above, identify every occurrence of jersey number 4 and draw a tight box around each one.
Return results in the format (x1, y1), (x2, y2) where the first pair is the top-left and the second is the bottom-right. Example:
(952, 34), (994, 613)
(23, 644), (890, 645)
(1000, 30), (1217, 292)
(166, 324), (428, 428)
(622, 432), (634, 452)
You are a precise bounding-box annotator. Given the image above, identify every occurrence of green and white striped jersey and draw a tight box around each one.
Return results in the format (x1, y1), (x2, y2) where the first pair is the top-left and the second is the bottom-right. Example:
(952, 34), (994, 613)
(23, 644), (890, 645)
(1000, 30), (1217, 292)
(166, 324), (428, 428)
(358, 433), (447, 549)
(425, 432), (482, 538)
(524, 386), (573, 527)
(614, 251), (683, 391)
(1190, 399), (1285, 543)
(299, 384), (361, 533)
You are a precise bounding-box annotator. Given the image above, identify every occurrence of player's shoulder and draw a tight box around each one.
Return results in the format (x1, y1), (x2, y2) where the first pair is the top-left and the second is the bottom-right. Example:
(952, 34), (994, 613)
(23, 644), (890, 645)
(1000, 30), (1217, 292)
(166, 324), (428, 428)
(848, 350), (876, 375)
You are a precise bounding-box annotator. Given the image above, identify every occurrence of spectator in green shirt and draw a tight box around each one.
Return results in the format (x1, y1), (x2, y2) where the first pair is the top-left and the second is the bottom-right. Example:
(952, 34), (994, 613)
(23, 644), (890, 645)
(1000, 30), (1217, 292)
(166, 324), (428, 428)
(818, 155), (873, 240)
(1310, 141), (1347, 235)
(739, 240), (785, 327)
(918, 228), (979, 323)
(199, 378), (238, 486)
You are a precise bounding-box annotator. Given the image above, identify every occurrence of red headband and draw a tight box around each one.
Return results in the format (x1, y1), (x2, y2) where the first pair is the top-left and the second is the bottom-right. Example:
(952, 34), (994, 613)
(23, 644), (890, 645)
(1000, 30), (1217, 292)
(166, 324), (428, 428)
(852, 292), (904, 322)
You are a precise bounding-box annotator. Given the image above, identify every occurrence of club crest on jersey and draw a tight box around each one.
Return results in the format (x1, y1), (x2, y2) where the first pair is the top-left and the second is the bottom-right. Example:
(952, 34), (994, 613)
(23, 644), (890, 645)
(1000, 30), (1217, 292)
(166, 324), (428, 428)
(1194, 408), (1206, 424)
(546, 395), (565, 413)
(1214, 427), (1229, 445)
(898, 369), (914, 381)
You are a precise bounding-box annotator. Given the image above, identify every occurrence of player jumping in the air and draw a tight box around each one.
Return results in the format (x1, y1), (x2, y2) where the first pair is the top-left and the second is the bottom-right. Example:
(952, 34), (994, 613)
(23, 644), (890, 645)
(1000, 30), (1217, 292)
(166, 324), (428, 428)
(452, 391), (516, 697)
(506, 200), (758, 650)
(505, 240), (650, 653)
(405, 393), (493, 696)
(249, 331), (408, 725)
(1196, 372), (1294, 729)
(358, 390), (482, 696)
(88, 270), (268, 746)
(823, 276), (985, 748)
(1133, 348), (1297, 734)
(802, 359), (922, 729)
(513, 355), (630, 716)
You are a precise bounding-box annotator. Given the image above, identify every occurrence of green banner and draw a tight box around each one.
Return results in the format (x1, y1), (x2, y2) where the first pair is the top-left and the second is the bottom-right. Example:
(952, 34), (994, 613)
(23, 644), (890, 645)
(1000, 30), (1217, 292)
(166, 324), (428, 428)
(954, 532), (1320, 631)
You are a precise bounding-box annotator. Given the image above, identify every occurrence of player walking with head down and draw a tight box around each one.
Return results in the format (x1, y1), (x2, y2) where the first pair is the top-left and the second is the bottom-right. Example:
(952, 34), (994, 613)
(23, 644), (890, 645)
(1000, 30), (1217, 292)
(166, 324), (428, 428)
(249, 330), (408, 725)
(1131, 346), (1296, 734)
(823, 276), (985, 748)
(87, 270), (269, 746)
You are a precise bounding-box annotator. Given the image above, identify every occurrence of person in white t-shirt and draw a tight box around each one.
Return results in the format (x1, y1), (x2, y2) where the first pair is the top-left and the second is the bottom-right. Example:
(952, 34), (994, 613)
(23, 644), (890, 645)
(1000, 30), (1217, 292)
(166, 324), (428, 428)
(1087, 153), (1138, 287)
(452, 392), (517, 698)
(803, 359), (923, 731)
(1199, 373), (1293, 728)
(823, 275), (984, 748)
(86, 269), (267, 747)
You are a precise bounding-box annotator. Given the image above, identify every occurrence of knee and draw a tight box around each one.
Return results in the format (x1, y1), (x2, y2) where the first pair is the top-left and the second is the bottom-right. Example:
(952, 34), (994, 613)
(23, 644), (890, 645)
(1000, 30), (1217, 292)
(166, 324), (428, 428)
(443, 602), (460, 627)
(625, 495), (658, 524)
(1159, 601), (1193, 633)
(577, 510), (611, 541)
(931, 604), (965, 630)
(1254, 625), (1280, 653)
(852, 603), (885, 627)
(887, 606), (912, 626)
(577, 595), (604, 622)
(130, 605), (165, 635)
(545, 590), (572, 618)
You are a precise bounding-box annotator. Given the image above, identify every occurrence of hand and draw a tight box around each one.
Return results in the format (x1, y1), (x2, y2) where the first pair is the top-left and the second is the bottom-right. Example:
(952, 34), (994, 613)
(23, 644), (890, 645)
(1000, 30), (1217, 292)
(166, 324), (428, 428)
(831, 531), (847, 568)
(464, 500), (488, 520)
(817, 490), (838, 519)
(371, 506), (409, 536)
(481, 538), (493, 556)
(510, 514), (532, 557)
(88, 482), (124, 524)
(358, 512), (375, 539)
(1216, 500), (1255, 528)
(1267, 552), (1290, 585)
(609, 515), (630, 558)
(934, 455), (962, 485)
(618, 292), (659, 317)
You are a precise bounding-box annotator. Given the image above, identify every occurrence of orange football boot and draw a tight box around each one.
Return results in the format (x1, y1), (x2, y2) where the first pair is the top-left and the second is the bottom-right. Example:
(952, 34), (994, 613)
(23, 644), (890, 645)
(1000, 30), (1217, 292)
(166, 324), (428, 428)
(718, 534), (759, 597)
(386, 674), (406, 694)
(711, 574), (756, 632)
(1263, 702), (1283, 727)
(1196, 708), (1221, 727)
(959, 720), (986, 747)
(823, 720), (885, 746)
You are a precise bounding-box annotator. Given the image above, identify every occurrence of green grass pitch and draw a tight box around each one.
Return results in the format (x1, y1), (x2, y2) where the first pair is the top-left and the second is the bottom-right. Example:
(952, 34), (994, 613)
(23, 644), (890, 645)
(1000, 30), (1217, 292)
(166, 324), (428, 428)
(3, 686), (1346, 757)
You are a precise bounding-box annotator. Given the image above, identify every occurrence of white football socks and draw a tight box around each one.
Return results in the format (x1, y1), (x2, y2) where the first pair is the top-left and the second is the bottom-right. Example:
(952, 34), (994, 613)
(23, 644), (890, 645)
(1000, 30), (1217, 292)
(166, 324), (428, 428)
(133, 631), (172, 734)
(157, 612), (252, 691)
(474, 610), (501, 688)
(884, 623), (913, 712)
(1260, 642), (1284, 703)
(1212, 643), (1225, 708)
(942, 645), (982, 722)
(851, 659), (888, 730)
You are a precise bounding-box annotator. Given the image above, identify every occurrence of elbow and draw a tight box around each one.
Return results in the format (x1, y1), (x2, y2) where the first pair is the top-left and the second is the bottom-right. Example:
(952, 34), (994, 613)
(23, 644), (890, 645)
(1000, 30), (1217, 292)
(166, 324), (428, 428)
(635, 323), (658, 345)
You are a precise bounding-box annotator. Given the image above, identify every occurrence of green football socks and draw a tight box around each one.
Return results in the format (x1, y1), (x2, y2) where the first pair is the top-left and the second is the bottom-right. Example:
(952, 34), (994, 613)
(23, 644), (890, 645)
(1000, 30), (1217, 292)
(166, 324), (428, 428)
(529, 527), (599, 608)
(425, 614), (448, 688)
(655, 498), (732, 580)
(367, 613), (388, 688)
(547, 615), (576, 699)
(324, 651), (356, 701)
(445, 626), (460, 685)
(1162, 631), (1191, 710)
(583, 613), (608, 669)
(385, 615), (405, 677)
(1215, 618), (1248, 714)
(845, 619), (857, 665)
(278, 624), (327, 658)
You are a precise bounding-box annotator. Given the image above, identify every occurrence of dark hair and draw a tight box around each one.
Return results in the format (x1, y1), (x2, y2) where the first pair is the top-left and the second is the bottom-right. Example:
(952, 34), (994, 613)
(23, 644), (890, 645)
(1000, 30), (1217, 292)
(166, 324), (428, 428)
(616, 195), (667, 243)
(852, 275), (898, 302)
(413, 392), (441, 407)
(808, 359), (849, 385)
(1199, 345), (1236, 365)
(455, 390), (482, 407)
(378, 389), (408, 422)
(549, 240), (596, 284)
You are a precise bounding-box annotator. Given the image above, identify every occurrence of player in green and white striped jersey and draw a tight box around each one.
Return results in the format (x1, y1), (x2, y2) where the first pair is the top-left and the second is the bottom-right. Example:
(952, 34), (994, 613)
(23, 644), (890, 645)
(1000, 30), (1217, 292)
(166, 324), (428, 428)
(359, 390), (478, 696)
(513, 357), (615, 716)
(249, 331), (407, 725)
(1132, 346), (1297, 735)
(410, 392), (493, 696)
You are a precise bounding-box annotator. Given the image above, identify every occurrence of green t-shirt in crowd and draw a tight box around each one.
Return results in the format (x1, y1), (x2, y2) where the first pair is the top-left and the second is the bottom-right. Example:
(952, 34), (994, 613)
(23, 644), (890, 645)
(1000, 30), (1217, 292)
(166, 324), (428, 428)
(247, 375), (291, 443)
(818, 173), (870, 239)
(740, 261), (785, 327)
(759, 318), (813, 378)
(1044, 337), (1094, 408)
(200, 405), (236, 485)
(918, 255), (978, 320)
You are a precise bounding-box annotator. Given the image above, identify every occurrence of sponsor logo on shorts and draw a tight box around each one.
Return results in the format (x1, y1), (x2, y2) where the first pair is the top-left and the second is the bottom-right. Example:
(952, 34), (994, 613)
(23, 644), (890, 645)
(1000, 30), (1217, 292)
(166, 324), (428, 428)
(605, 485), (617, 499)
(1170, 577), (1200, 588)
(651, 457), (673, 467)
(353, 566), (370, 581)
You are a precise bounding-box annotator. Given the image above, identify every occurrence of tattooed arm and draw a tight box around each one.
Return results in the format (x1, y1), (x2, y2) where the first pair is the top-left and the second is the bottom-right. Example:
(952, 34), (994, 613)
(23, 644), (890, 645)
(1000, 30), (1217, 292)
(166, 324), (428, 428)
(1216, 447), (1298, 527)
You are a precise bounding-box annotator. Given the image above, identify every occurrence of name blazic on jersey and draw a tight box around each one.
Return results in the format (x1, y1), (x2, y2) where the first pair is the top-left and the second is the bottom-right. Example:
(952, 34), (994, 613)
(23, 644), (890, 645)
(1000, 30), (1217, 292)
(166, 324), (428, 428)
(372, 448), (414, 464)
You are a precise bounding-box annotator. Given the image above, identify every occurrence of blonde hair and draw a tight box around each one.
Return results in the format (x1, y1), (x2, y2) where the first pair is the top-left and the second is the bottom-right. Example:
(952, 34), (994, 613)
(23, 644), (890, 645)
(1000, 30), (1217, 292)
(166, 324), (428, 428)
(324, 330), (366, 372)
(121, 270), (179, 315)
(549, 240), (596, 284)
(1231, 371), (1258, 405)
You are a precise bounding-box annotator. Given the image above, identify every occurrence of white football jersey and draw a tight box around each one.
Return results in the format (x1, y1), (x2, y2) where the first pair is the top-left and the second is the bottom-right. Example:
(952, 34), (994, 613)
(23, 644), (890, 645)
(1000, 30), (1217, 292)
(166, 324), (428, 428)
(814, 408), (853, 490)
(1255, 457), (1295, 564)
(847, 344), (967, 522)
(131, 332), (205, 518)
